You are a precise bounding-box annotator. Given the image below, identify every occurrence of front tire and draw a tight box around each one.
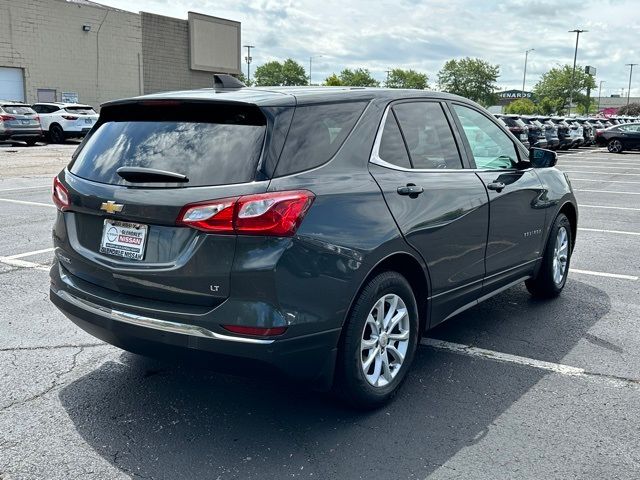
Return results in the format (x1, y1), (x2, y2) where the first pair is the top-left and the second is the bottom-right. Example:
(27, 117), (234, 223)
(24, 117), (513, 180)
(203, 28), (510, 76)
(49, 124), (65, 144)
(607, 139), (624, 153)
(335, 271), (419, 409)
(526, 213), (572, 298)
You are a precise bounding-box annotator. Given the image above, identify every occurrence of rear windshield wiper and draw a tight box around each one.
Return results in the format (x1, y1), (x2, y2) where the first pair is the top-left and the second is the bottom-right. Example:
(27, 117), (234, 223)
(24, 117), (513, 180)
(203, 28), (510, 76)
(116, 167), (189, 183)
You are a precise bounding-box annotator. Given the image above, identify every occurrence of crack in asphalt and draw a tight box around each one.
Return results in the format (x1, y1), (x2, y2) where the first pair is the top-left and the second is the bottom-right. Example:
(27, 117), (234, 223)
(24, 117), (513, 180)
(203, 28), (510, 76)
(0, 343), (106, 353)
(0, 347), (86, 412)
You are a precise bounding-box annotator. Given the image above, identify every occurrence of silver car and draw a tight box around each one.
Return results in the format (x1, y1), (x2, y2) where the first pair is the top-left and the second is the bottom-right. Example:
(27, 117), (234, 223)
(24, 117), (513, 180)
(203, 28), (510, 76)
(0, 102), (43, 146)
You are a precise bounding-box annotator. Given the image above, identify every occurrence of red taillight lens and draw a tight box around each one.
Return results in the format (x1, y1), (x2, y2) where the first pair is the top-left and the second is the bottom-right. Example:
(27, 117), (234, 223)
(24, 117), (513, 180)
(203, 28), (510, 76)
(0, 114), (16, 121)
(62, 115), (78, 120)
(34, 115), (40, 121)
(222, 325), (287, 337)
(177, 190), (315, 237)
(52, 177), (70, 210)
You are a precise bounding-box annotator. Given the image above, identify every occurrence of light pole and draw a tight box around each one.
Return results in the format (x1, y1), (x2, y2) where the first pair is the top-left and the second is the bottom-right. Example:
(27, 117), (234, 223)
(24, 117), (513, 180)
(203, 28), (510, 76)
(567, 29), (587, 115)
(243, 45), (254, 84)
(309, 55), (323, 86)
(597, 80), (605, 112)
(625, 63), (637, 106)
(522, 48), (534, 98)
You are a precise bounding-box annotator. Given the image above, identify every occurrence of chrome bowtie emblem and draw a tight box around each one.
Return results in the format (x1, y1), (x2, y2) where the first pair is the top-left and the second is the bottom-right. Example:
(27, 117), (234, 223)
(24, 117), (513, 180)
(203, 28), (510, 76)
(100, 200), (124, 214)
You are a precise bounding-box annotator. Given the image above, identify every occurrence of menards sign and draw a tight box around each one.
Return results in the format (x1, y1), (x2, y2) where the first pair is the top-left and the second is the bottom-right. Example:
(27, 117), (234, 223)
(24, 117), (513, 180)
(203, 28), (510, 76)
(499, 90), (533, 99)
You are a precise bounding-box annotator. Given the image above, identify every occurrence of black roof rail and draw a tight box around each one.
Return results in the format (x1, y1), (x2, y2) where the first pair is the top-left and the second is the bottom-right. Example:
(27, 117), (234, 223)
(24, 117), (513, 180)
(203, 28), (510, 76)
(213, 74), (246, 89)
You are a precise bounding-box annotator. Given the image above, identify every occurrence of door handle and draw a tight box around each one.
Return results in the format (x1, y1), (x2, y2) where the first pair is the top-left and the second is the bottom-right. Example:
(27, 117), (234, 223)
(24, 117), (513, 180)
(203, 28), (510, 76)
(397, 184), (424, 196)
(487, 181), (505, 192)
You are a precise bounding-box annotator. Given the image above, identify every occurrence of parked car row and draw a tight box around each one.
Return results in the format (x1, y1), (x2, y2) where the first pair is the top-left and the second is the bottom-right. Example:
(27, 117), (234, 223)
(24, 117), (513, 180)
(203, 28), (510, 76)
(0, 101), (98, 146)
(495, 114), (640, 151)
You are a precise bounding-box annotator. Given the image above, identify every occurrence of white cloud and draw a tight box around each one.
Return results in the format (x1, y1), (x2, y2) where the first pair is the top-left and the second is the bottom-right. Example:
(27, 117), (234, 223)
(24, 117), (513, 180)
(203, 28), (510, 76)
(100, 0), (640, 95)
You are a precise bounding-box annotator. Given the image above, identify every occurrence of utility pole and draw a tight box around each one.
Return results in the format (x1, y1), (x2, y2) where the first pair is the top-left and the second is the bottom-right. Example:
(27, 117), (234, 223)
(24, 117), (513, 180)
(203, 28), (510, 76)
(597, 80), (605, 112)
(522, 49), (534, 98)
(309, 55), (323, 86)
(567, 29), (587, 115)
(243, 45), (254, 84)
(625, 63), (637, 106)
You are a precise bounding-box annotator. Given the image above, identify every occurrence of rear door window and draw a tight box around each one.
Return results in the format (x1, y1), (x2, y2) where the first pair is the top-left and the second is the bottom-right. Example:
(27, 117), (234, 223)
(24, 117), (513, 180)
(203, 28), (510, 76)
(274, 101), (367, 176)
(393, 102), (463, 169)
(69, 104), (267, 187)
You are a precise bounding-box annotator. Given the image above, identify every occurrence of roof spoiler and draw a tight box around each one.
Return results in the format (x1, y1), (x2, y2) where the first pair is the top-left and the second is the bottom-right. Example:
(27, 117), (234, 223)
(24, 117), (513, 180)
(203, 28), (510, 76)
(213, 74), (246, 89)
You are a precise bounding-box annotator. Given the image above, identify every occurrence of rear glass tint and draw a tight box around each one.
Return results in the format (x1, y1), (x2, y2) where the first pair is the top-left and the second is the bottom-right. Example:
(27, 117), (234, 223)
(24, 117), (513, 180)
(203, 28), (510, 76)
(65, 106), (96, 114)
(274, 101), (367, 176)
(2, 105), (35, 115)
(70, 106), (267, 187)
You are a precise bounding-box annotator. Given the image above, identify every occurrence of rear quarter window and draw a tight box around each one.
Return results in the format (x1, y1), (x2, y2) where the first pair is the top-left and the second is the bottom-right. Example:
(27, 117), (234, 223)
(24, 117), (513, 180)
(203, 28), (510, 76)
(274, 101), (367, 177)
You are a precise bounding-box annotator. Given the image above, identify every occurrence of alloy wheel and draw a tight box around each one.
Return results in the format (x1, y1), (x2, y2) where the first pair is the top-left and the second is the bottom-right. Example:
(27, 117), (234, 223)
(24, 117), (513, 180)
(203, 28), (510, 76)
(608, 139), (622, 153)
(552, 226), (569, 285)
(360, 293), (410, 388)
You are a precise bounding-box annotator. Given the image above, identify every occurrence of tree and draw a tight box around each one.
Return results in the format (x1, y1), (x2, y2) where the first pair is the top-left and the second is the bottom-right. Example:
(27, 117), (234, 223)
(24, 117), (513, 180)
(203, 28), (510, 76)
(437, 57), (499, 106)
(253, 59), (307, 86)
(504, 98), (537, 115)
(324, 68), (379, 87)
(532, 65), (596, 115)
(617, 103), (640, 116)
(234, 71), (252, 86)
(385, 68), (429, 89)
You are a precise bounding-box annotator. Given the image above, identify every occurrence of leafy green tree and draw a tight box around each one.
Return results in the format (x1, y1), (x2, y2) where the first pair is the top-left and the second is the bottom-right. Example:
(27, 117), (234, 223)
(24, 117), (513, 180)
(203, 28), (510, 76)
(437, 57), (499, 106)
(617, 103), (640, 116)
(234, 71), (252, 86)
(325, 68), (379, 87)
(532, 65), (596, 115)
(253, 59), (307, 86)
(386, 69), (429, 89)
(504, 98), (537, 115)
(324, 73), (343, 86)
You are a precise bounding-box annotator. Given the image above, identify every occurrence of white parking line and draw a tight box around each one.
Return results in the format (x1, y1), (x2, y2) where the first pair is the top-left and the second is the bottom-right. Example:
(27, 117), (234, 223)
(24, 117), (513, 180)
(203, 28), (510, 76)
(0, 198), (55, 208)
(578, 227), (640, 236)
(570, 268), (638, 281)
(575, 189), (640, 195)
(564, 165), (640, 171)
(0, 185), (51, 193)
(570, 178), (640, 184)
(421, 338), (638, 388)
(5, 247), (54, 259)
(562, 171), (640, 176)
(579, 205), (640, 212)
(0, 256), (50, 271)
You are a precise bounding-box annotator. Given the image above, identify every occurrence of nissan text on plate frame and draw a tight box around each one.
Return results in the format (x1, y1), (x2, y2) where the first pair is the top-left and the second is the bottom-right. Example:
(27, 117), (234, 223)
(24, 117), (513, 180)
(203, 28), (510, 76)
(49, 78), (578, 408)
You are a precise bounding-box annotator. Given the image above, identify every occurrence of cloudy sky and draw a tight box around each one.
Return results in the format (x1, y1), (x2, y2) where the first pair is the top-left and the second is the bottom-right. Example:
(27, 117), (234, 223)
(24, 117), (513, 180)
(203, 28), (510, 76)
(100, 0), (640, 96)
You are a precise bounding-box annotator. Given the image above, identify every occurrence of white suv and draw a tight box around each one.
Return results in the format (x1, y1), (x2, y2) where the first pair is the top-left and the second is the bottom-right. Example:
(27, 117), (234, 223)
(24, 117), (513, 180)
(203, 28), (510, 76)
(32, 102), (98, 143)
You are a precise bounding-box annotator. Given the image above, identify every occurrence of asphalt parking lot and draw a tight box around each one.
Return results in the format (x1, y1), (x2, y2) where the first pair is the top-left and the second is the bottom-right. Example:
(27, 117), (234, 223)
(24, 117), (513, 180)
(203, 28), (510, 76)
(0, 143), (639, 479)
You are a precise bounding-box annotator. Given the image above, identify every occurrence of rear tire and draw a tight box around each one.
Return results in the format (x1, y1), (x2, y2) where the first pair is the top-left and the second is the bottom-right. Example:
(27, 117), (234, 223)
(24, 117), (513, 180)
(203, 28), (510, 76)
(50, 124), (65, 144)
(607, 139), (624, 153)
(335, 271), (419, 409)
(526, 213), (572, 298)
(25, 139), (37, 146)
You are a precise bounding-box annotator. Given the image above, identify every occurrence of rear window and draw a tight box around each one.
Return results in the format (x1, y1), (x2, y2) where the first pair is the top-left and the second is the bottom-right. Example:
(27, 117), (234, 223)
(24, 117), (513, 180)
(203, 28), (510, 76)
(274, 101), (367, 176)
(70, 104), (267, 187)
(65, 106), (96, 115)
(500, 117), (519, 127)
(2, 105), (35, 115)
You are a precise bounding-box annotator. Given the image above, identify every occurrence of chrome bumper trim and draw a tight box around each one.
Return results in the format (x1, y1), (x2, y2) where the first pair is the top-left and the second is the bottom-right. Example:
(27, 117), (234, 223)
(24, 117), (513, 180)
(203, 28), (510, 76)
(53, 288), (275, 345)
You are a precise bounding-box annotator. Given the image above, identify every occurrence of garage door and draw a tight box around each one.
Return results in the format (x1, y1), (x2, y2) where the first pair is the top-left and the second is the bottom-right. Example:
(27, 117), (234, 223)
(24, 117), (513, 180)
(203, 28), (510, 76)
(0, 67), (25, 102)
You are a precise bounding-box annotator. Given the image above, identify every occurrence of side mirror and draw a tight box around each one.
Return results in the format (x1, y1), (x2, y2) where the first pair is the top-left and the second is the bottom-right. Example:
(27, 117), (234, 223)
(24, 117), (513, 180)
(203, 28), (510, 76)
(529, 147), (557, 168)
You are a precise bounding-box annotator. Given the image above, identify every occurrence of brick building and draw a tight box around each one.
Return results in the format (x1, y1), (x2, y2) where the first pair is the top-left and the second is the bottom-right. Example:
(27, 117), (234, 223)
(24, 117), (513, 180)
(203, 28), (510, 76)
(0, 0), (241, 108)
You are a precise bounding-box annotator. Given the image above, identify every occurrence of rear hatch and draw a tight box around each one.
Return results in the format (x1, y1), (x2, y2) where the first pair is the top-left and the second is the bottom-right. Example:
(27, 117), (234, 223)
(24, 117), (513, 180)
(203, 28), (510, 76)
(63, 105), (98, 130)
(0, 104), (41, 131)
(55, 100), (274, 306)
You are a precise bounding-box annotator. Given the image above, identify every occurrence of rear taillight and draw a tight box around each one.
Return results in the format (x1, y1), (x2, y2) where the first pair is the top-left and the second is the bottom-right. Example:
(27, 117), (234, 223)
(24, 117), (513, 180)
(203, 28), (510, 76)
(62, 115), (78, 120)
(52, 177), (70, 210)
(177, 190), (315, 237)
(222, 325), (287, 337)
(34, 115), (40, 122)
(0, 114), (16, 121)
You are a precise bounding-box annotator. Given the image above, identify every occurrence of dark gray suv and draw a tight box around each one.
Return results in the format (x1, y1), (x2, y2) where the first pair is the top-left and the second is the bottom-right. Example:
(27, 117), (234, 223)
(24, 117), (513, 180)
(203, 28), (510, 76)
(50, 81), (578, 408)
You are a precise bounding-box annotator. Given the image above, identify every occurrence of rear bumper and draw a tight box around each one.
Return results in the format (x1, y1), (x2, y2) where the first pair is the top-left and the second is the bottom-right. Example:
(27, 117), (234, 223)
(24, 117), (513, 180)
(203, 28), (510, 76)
(62, 128), (91, 138)
(50, 263), (340, 388)
(0, 129), (42, 141)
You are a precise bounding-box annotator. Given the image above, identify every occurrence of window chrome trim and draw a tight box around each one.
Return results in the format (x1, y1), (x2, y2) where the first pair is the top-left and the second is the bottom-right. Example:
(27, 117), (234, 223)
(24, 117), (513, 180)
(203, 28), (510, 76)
(53, 287), (275, 345)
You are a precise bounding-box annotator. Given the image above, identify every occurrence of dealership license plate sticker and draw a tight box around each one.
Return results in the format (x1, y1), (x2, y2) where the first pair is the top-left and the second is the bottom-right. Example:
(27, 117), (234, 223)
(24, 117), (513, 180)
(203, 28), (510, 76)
(99, 220), (148, 260)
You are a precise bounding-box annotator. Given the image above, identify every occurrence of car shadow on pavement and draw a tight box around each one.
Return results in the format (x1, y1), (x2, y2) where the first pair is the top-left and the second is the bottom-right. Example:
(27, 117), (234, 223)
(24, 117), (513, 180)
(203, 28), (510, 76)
(59, 280), (609, 479)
